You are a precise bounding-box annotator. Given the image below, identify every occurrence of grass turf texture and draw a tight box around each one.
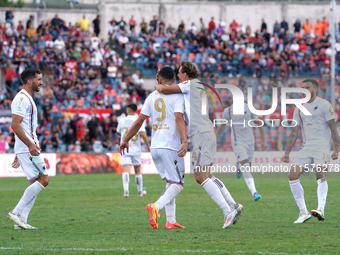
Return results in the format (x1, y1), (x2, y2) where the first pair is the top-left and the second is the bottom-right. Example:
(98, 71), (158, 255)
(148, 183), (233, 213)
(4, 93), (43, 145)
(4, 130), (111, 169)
(1, 174), (340, 254)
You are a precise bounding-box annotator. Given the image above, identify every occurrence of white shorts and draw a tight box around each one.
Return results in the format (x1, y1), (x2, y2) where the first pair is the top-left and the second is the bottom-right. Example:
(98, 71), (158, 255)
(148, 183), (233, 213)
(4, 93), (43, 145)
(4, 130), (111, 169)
(292, 147), (330, 169)
(120, 155), (142, 167)
(191, 131), (216, 167)
(151, 148), (185, 184)
(233, 143), (254, 163)
(17, 153), (48, 182)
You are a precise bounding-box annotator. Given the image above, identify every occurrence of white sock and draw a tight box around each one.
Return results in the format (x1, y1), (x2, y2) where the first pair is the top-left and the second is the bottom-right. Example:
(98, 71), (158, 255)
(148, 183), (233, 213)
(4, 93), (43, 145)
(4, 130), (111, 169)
(289, 179), (308, 214)
(211, 176), (236, 209)
(317, 179), (328, 212)
(165, 183), (176, 224)
(122, 172), (129, 193)
(135, 174), (143, 193)
(243, 163), (257, 196)
(201, 178), (231, 215)
(155, 183), (183, 211)
(12, 182), (44, 215)
(21, 196), (37, 224)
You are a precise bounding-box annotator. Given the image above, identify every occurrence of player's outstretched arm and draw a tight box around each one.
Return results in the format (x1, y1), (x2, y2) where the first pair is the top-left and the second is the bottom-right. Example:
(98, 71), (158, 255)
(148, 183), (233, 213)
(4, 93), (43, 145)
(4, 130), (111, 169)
(119, 114), (148, 155)
(154, 84), (182, 94)
(175, 112), (188, 157)
(256, 119), (267, 151)
(12, 114), (41, 156)
(140, 131), (151, 152)
(282, 125), (301, 163)
(327, 119), (340, 160)
(216, 124), (227, 139)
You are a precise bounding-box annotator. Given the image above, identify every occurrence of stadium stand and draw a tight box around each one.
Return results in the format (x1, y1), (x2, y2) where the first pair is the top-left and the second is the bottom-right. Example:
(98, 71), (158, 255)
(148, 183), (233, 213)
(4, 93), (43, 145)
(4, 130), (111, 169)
(0, 10), (339, 153)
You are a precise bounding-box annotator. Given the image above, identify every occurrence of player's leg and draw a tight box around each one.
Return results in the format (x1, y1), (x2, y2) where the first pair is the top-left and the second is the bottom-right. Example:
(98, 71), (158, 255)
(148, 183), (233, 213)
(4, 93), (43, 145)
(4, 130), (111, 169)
(288, 156), (311, 223)
(147, 149), (184, 229)
(162, 152), (185, 229)
(311, 158), (328, 221)
(193, 132), (236, 229)
(8, 154), (48, 229)
(154, 150), (184, 213)
(238, 145), (260, 201)
(146, 149), (166, 229)
(133, 156), (146, 197)
(121, 155), (132, 197)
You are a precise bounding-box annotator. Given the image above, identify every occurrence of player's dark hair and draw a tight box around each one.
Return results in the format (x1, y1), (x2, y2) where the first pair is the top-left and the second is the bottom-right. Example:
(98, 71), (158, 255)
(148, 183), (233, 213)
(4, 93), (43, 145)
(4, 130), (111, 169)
(158, 66), (174, 82)
(181, 61), (200, 79)
(302, 79), (318, 89)
(127, 103), (137, 113)
(21, 68), (41, 84)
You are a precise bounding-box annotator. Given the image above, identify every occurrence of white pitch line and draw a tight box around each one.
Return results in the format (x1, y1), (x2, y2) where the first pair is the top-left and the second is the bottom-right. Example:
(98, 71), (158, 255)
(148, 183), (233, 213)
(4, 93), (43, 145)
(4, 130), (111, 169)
(0, 247), (319, 254)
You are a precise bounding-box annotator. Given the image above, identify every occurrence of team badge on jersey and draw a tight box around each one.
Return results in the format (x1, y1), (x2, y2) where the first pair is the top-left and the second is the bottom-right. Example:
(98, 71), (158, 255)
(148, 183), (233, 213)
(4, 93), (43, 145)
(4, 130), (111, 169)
(16, 97), (24, 110)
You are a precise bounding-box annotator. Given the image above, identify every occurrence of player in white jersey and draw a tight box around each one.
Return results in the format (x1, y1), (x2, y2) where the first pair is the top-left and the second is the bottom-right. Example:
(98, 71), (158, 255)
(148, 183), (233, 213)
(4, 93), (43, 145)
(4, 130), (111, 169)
(117, 103), (150, 198)
(282, 79), (339, 224)
(120, 67), (188, 229)
(155, 61), (242, 229)
(7, 69), (48, 230)
(216, 102), (267, 201)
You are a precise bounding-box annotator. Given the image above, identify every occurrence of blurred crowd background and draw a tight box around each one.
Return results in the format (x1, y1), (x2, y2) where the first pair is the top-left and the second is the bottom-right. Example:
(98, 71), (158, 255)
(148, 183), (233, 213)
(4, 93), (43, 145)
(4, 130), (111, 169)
(1, 8), (340, 153)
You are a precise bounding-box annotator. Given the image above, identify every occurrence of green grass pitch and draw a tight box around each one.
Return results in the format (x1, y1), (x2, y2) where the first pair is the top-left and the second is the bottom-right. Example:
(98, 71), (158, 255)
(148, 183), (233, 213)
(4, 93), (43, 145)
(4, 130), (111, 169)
(1, 174), (339, 254)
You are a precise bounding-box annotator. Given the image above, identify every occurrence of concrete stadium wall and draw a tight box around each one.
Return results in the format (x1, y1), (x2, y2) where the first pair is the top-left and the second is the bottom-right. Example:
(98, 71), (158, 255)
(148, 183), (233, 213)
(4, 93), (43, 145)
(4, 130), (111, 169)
(0, 8), (98, 32)
(1, 2), (339, 41)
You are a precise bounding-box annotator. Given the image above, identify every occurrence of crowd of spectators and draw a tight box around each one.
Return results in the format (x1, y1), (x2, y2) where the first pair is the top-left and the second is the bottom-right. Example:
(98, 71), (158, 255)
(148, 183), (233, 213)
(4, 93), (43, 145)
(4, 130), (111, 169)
(0, 10), (149, 153)
(1, 10), (340, 153)
(110, 15), (340, 78)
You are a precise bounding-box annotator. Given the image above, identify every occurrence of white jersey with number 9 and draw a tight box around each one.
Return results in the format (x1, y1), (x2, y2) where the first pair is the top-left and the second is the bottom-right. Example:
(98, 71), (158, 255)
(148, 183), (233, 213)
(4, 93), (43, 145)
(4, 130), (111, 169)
(141, 90), (185, 151)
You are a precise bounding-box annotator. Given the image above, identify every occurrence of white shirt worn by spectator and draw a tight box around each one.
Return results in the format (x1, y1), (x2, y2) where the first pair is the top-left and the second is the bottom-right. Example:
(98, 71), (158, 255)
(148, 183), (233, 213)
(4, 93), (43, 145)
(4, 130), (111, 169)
(132, 73), (144, 86)
(91, 50), (103, 66)
(107, 65), (117, 78)
(188, 25), (197, 32)
(91, 36), (100, 49)
(93, 140), (103, 153)
(118, 35), (129, 45)
(325, 47), (335, 56)
(46, 40), (54, 48)
(54, 39), (65, 50)
(335, 42), (340, 52)
(113, 57), (123, 67)
(290, 43), (300, 51)
(246, 45), (255, 55)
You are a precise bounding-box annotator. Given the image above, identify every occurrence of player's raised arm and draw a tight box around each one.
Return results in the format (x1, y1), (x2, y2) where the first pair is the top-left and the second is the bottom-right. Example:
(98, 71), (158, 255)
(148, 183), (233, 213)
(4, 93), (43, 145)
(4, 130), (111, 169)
(255, 119), (267, 151)
(11, 114), (40, 156)
(282, 125), (301, 163)
(327, 119), (339, 160)
(175, 112), (188, 157)
(119, 114), (148, 155)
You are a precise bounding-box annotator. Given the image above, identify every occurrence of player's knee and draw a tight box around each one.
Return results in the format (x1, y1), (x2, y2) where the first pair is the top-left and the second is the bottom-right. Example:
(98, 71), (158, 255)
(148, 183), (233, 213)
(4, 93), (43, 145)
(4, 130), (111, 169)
(40, 176), (49, 187)
(288, 171), (297, 180)
(195, 177), (206, 185)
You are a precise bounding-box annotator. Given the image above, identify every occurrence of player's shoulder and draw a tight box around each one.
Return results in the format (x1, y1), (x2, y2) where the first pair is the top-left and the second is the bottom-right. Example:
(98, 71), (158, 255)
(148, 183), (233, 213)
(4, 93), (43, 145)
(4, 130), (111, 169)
(223, 105), (231, 113)
(317, 97), (331, 107)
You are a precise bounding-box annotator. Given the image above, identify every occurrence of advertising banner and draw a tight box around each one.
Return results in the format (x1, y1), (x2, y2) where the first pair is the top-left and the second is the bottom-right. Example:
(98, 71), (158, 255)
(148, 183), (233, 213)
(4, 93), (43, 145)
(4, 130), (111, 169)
(0, 153), (56, 178)
(56, 153), (123, 175)
(0, 110), (12, 129)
